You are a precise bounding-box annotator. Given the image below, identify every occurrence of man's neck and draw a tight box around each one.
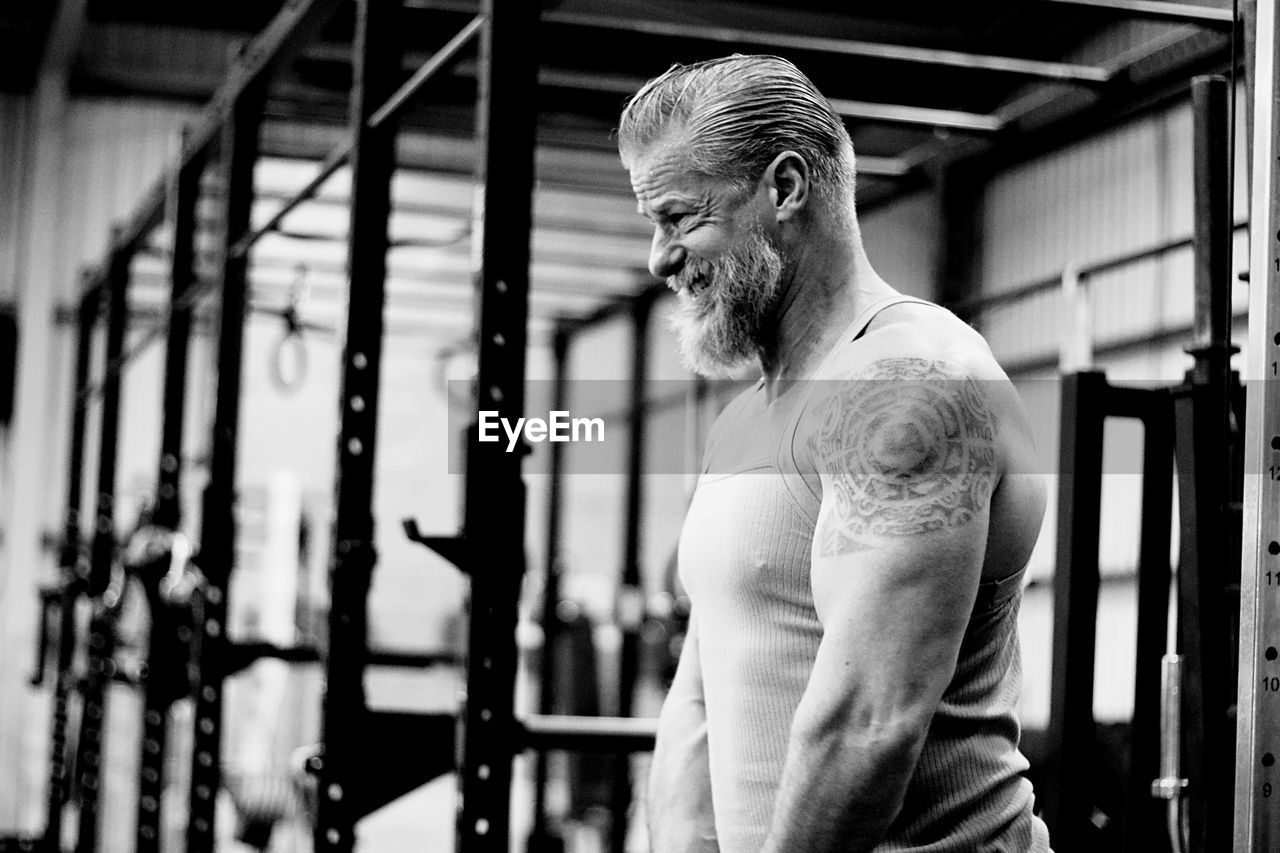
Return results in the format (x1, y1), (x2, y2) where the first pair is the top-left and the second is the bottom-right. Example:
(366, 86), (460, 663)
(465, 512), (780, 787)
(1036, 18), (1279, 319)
(757, 221), (894, 395)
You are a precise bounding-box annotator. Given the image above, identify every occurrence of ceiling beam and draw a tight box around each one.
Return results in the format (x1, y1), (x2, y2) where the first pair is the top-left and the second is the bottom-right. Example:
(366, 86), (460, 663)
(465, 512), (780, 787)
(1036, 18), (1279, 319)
(545, 12), (1113, 86)
(404, 0), (1112, 85)
(828, 98), (1003, 133)
(1033, 0), (1235, 27)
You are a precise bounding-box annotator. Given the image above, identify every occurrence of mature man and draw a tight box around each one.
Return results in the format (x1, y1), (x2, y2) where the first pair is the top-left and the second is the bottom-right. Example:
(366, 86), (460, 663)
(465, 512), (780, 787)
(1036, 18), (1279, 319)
(618, 55), (1051, 852)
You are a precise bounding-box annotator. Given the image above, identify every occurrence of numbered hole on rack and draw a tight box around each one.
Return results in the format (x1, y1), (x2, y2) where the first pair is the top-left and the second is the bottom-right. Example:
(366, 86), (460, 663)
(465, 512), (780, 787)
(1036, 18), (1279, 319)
(1265, 752), (1275, 768)
(1271, 542), (1280, 556)
(1268, 647), (1278, 662)
(1273, 436), (1280, 450)
(475, 818), (490, 836)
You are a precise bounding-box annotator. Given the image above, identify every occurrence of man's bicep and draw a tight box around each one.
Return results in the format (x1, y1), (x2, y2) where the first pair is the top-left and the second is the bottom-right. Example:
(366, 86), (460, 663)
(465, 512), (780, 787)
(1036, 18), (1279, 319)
(803, 357), (999, 715)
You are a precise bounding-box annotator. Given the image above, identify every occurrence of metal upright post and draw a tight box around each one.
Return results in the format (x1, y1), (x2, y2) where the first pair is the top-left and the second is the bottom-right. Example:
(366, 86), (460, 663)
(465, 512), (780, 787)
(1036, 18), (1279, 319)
(458, 1), (540, 851)
(154, 139), (202, 534)
(611, 292), (652, 853)
(313, 0), (402, 850)
(1173, 73), (1240, 853)
(73, 239), (132, 853)
(1126, 393), (1175, 853)
(42, 282), (96, 852)
(135, 135), (204, 853)
(187, 82), (263, 853)
(1233, 1), (1280, 848)
(1043, 371), (1107, 848)
(530, 328), (570, 853)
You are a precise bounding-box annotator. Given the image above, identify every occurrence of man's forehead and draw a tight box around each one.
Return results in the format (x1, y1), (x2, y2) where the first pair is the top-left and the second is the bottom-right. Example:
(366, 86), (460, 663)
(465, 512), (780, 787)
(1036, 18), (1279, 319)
(628, 140), (691, 194)
(628, 141), (730, 215)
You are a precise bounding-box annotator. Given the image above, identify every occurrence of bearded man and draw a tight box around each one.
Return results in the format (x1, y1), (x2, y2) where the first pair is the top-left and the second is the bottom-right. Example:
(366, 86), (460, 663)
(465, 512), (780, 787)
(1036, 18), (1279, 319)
(618, 55), (1052, 853)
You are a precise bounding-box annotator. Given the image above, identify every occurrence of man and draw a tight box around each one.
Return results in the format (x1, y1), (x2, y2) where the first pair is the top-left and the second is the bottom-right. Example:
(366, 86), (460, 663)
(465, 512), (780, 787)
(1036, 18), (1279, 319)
(618, 55), (1051, 852)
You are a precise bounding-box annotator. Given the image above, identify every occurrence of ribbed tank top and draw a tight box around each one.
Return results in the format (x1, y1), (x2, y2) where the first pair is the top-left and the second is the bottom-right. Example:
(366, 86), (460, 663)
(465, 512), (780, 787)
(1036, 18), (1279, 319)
(676, 296), (1051, 852)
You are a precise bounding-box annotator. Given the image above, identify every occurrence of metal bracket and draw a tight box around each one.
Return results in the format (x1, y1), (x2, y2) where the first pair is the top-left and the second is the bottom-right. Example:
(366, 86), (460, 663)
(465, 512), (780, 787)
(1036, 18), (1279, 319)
(403, 517), (472, 573)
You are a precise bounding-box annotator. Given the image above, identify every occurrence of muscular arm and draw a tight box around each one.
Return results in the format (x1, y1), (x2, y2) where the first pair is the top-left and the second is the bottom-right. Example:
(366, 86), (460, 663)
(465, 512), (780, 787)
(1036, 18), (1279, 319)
(762, 357), (1000, 853)
(649, 612), (719, 853)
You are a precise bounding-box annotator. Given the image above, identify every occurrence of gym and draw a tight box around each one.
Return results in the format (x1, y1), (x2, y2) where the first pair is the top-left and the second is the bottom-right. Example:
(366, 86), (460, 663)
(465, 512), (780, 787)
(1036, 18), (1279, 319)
(0, 1), (1273, 851)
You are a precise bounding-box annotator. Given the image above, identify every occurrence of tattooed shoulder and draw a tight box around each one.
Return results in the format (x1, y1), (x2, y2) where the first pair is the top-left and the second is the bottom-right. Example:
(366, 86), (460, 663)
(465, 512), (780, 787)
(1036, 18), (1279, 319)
(806, 357), (998, 556)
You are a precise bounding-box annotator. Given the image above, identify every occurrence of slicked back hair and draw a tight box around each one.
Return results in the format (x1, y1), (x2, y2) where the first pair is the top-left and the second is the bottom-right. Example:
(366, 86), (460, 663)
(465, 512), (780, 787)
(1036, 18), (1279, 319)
(618, 55), (857, 220)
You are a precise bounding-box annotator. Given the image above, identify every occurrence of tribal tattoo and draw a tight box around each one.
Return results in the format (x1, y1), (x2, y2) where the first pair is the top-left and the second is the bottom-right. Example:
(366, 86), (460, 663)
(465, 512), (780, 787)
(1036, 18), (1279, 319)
(807, 358), (998, 556)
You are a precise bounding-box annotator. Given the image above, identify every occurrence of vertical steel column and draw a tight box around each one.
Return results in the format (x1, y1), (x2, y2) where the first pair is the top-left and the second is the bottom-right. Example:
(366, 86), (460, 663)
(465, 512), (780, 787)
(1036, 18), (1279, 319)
(313, 1), (402, 850)
(530, 328), (570, 853)
(42, 282), (97, 852)
(611, 293), (652, 853)
(1191, 75), (1236, 364)
(1233, 1), (1280, 846)
(1043, 371), (1107, 848)
(1174, 74), (1240, 853)
(135, 139), (204, 853)
(73, 240), (132, 853)
(155, 140), (203, 533)
(187, 83), (263, 853)
(935, 164), (984, 317)
(458, 0), (540, 850)
(1125, 395), (1175, 853)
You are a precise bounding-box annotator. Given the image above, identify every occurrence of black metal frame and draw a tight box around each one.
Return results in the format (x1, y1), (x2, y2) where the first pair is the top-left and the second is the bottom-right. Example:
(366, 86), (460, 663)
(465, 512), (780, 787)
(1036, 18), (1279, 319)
(1042, 74), (1244, 853)
(312, 0), (404, 848)
(185, 76), (265, 853)
(25, 5), (348, 852)
(39, 284), (96, 853)
(134, 132), (205, 853)
(1043, 372), (1175, 849)
(72, 237), (132, 853)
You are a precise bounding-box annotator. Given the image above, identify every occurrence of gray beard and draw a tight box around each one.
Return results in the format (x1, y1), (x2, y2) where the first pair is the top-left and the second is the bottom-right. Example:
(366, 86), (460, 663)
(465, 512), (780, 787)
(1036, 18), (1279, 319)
(666, 224), (785, 378)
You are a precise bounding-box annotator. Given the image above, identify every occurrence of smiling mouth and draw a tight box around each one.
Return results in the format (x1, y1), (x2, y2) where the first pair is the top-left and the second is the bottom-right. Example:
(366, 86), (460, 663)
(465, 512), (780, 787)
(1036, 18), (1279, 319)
(676, 276), (710, 297)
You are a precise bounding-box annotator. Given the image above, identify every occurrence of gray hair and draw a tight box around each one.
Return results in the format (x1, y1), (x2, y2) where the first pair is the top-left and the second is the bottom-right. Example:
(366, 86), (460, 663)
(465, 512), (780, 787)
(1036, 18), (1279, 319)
(617, 55), (857, 217)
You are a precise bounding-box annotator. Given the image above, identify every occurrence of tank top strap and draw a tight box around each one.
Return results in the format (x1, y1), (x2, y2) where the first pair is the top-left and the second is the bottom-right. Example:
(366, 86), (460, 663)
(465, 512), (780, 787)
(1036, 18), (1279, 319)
(845, 294), (941, 343)
(774, 294), (945, 515)
(804, 294), (940, 380)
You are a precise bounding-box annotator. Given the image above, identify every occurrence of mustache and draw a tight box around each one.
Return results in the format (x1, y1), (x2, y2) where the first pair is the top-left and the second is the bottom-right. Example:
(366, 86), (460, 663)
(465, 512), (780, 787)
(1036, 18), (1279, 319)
(670, 256), (716, 292)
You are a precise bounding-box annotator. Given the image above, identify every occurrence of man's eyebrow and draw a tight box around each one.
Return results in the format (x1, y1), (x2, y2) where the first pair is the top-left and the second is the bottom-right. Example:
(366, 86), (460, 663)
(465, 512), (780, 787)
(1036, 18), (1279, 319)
(638, 196), (698, 218)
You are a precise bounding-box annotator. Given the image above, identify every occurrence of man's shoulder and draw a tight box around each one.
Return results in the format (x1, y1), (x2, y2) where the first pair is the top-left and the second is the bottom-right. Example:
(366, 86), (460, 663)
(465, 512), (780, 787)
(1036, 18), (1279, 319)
(802, 301), (1033, 466)
(817, 301), (1002, 383)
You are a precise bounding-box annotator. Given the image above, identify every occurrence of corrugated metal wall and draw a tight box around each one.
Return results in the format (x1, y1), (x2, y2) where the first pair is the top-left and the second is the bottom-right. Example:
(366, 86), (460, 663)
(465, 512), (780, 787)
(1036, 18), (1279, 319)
(979, 89), (1249, 373)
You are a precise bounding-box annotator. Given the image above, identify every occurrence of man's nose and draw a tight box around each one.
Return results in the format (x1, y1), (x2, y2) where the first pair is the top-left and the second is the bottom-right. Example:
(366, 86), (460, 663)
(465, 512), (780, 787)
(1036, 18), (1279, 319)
(648, 229), (686, 279)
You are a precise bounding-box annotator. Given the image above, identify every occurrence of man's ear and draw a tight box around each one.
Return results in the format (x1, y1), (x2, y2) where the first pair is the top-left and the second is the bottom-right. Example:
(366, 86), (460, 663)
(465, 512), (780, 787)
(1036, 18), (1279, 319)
(764, 151), (809, 223)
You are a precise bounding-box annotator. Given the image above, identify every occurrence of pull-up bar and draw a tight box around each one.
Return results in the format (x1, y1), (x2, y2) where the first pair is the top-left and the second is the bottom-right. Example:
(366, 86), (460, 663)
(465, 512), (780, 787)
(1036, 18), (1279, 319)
(231, 14), (485, 260)
(72, 13), (487, 404)
(79, 0), (347, 299)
